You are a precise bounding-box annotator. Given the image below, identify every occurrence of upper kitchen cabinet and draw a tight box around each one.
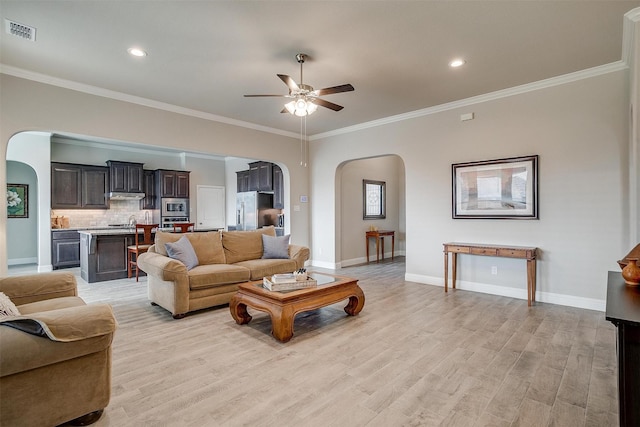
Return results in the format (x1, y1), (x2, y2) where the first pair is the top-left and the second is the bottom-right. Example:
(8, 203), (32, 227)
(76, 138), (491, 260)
(106, 161), (144, 193)
(248, 161), (273, 192)
(273, 164), (284, 209)
(156, 169), (190, 198)
(236, 170), (250, 192)
(51, 162), (109, 209)
(140, 169), (156, 209)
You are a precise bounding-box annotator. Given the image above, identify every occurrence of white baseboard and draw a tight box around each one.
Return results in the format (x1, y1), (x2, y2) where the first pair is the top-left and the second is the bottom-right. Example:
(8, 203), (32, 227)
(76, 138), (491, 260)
(7, 257), (37, 266)
(309, 259), (339, 270)
(404, 273), (605, 312)
(38, 264), (53, 273)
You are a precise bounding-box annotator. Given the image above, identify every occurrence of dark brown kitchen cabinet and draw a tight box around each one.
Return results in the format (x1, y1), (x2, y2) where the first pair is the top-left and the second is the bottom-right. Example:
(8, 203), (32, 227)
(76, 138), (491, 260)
(273, 164), (284, 209)
(51, 163), (109, 209)
(140, 169), (156, 209)
(156, 169), (190, 198)
(106, 161), (143, 193)
(236, 170), (250, 192)
(248, 161), (273, 191)
(51, 230), (80, 269)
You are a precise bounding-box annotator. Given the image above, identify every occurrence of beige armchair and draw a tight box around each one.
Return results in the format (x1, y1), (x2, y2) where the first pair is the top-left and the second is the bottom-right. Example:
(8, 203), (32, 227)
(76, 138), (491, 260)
(0, 272), (117, 427)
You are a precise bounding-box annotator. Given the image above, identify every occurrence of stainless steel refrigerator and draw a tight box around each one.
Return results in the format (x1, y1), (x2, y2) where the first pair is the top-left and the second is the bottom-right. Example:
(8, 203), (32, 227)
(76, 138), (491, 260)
(236, 192), (277, 230)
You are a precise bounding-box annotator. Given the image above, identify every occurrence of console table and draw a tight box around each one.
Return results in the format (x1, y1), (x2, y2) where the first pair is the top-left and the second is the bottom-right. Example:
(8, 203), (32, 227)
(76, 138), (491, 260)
(443, 242), (538, 306)
(366, 230), (395, 263)
(605, 270), (640, 427)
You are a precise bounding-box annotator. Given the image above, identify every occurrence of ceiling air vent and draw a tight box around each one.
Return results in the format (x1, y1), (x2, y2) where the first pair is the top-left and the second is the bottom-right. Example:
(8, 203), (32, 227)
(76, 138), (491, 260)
(5, 19), (36, 42)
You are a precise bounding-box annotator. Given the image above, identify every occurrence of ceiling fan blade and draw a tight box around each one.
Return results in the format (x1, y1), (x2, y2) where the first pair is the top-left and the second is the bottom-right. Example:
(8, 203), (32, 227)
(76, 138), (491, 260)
(244, 94), (287, 97)
(314, 98), (344, 111)
(278, 74), (299, 92)
(313, 84), (354, 96)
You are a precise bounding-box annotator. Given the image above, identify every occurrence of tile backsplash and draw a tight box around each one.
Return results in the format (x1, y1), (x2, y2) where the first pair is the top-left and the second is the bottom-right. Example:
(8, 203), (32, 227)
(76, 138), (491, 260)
(52, 199), (157, 228)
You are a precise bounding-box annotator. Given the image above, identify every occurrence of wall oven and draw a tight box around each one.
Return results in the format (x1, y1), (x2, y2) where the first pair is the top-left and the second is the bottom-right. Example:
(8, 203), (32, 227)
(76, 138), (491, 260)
(162, 198), (189, 217)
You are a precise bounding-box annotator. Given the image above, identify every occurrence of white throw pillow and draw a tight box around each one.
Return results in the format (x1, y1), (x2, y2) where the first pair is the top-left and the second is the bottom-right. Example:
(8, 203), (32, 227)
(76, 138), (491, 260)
(0, 292), (20, 317)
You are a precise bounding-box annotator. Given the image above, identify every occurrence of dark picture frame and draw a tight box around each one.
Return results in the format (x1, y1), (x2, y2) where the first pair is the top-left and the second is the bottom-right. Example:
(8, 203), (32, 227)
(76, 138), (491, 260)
(452, 155), (538, 219)
(363, 179), (386, 219)
(7, 183), (28, 218)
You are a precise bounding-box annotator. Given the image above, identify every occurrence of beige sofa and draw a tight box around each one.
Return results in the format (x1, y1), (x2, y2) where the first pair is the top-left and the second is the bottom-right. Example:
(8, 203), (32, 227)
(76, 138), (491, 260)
(137, 227), (309, 319)
(0, 272), (117, 427)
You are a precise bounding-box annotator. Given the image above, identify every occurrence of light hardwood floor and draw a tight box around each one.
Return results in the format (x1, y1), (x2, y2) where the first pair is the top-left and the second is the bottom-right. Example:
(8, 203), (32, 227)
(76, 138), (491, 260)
(24, 259), (617, 426)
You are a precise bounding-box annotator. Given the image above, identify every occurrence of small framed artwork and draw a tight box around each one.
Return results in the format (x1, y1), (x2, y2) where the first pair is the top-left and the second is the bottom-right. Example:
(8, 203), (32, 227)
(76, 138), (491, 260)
(7, 183), (28, 218)
(452, 155), (538, 219)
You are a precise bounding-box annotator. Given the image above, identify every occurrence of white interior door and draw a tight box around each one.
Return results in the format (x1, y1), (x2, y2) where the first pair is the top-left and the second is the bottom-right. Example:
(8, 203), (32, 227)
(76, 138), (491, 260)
(196, 185), (225, 229)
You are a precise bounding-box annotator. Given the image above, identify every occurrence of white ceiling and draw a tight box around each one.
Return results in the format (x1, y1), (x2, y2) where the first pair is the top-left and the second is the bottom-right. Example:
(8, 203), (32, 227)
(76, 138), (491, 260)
(1, 1), (638, 137)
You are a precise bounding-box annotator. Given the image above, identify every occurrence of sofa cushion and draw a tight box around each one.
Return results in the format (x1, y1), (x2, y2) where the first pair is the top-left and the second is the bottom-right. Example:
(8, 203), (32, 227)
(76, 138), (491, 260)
(222, 227), (276, 264)
(0, 293), (20, 317)
(187, 264), (251, 290)
(165, 236), (199, 270)
(234, 258), (298, 281)
(262, 234), (291, 259)
(155, 231), (225, 265)
(16, 296), (86, 316)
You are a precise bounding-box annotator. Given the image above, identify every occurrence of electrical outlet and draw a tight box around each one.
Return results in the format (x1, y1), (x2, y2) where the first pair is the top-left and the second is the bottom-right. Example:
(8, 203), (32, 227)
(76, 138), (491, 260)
(491, 266), (498, 275)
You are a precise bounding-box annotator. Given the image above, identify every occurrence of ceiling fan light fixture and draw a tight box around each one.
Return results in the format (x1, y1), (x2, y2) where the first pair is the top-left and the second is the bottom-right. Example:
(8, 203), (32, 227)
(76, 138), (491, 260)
(285, 97), (317, 117)
(449, 58), (466, 68)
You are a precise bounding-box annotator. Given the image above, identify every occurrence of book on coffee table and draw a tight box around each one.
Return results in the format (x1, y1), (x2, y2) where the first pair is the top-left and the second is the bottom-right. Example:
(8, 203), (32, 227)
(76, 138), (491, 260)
(263, 276), (318, 291)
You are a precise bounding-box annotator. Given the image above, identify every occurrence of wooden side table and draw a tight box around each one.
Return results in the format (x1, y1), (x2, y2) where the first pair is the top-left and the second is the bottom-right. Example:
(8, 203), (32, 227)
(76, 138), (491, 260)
(366, 230), (395, 263)
(443, 242), (538, 306)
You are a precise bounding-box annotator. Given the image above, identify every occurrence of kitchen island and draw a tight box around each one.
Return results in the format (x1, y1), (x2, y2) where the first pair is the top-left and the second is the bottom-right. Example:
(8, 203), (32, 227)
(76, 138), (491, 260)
(79, 228), (153, 283)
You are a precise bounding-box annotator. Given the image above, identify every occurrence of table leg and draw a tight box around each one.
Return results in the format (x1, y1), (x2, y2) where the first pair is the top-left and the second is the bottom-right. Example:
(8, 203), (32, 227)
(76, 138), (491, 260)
(270, 305), (295, 342)
(527, 259), (536, 306)
(444, 251), (449, 292)
(344, 287), (365, 316)
(366, 236), (370, 263)
(452, 253), (458, 289)
(229, 296), (252, 325)
(391, 235), (395, 260)
(381, 237), (385, 261)
(376, 237), (380, 263)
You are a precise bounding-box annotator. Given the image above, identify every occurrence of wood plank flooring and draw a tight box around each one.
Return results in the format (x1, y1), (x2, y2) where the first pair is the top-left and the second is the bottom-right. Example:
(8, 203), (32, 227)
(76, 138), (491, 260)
(29, 258), (617, 426)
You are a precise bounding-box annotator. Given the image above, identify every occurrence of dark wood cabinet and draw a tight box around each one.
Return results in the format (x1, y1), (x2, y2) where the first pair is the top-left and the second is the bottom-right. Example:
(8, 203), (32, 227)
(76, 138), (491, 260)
(273, 164), (284, 209)
(606, 270), (640, 427)
(80, 232), (136, 283)
(106, 161), (143, 193)
(140, 169), (156, 209)
(156, 170), (190, 198)
(237, 170), (250, 192)
(51, 162), (109, 209)
(248, 161), (273, 191)
(51, 230), (80, 269)
(82, 166), (110, 209)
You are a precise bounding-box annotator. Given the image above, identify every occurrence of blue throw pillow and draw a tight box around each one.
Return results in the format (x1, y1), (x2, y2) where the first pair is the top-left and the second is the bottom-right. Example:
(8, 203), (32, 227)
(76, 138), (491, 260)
(165, 235), (199, 270)
(262, 234), (290, 259)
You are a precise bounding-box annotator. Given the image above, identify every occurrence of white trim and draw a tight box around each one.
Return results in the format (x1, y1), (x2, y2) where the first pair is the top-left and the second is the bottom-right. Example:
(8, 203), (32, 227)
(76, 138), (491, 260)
(38, 264), (53, 273)
(309, 259), (339, 270)
(312, 62), (627, 140)
(404, 273), (605, 312)
(0, 64), (300, 140)
(7, 257), (37, 266)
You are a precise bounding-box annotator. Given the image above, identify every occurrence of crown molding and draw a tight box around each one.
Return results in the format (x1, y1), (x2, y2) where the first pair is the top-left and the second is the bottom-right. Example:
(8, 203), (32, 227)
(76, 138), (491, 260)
(311, 61), (627, 141)
(0, 64), (300, 140)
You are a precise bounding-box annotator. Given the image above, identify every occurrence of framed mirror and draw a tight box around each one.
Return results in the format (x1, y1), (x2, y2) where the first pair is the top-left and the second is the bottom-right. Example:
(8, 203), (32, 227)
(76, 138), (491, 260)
(363, 179), (386, 219)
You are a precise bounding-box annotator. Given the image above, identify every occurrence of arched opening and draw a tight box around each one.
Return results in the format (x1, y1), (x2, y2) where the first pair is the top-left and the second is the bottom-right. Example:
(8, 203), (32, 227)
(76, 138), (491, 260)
(336, 154), (406, 267)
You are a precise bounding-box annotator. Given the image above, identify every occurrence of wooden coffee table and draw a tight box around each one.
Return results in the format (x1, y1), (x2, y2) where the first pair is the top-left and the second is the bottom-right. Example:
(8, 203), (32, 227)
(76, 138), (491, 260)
(229, 272), (365, 342)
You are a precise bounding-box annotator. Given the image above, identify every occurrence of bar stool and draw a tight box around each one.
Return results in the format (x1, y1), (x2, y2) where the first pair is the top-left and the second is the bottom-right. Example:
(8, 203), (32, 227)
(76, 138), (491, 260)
(173, 222), (195, 233)
(127, 223), (158, 281)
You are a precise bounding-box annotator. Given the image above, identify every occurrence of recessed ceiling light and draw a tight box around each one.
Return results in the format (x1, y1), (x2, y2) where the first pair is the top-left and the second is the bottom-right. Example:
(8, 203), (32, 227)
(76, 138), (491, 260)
(449, 59), (466, 68)
(127, 47), (147, 57)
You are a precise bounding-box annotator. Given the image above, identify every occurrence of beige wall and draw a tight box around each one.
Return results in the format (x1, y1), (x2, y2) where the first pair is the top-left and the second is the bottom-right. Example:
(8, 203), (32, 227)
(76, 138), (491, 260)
(311, 69), (631, 308)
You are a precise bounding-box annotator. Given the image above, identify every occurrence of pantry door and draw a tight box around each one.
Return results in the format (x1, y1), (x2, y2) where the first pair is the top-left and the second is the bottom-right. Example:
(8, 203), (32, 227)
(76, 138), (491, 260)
(196, 185), (225, 229)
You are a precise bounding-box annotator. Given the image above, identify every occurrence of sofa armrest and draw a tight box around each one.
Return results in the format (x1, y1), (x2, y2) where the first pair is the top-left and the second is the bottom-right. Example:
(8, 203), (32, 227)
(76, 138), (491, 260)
(288, 245), (310, 269)
(0, 272), (77, 306)
(0, 304), (116, 376)
(137, 251), (188, 281)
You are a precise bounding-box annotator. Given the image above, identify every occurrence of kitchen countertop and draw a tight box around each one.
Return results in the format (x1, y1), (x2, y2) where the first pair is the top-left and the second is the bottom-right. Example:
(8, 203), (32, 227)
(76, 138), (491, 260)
(73, 226), (222, 235)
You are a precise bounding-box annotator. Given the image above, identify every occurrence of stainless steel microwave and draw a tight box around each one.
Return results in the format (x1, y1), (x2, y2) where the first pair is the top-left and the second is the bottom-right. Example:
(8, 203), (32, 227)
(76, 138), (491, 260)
(162, 198), (189, 217)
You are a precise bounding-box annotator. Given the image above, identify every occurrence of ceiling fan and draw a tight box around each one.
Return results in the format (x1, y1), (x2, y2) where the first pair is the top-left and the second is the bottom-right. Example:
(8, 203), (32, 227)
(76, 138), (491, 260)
(244, 53), (354, 117)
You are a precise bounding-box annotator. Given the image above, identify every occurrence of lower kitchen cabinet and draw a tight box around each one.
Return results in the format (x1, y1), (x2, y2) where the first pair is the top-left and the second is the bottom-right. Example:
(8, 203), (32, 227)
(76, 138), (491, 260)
(51, 230), (80, 269)
(80, 232), (137, 283)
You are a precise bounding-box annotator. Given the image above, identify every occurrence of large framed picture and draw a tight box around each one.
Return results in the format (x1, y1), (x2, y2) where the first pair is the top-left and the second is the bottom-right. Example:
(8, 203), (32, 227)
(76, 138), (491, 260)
(452, 155), (538, 219)
(7, 183), (28, 218)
